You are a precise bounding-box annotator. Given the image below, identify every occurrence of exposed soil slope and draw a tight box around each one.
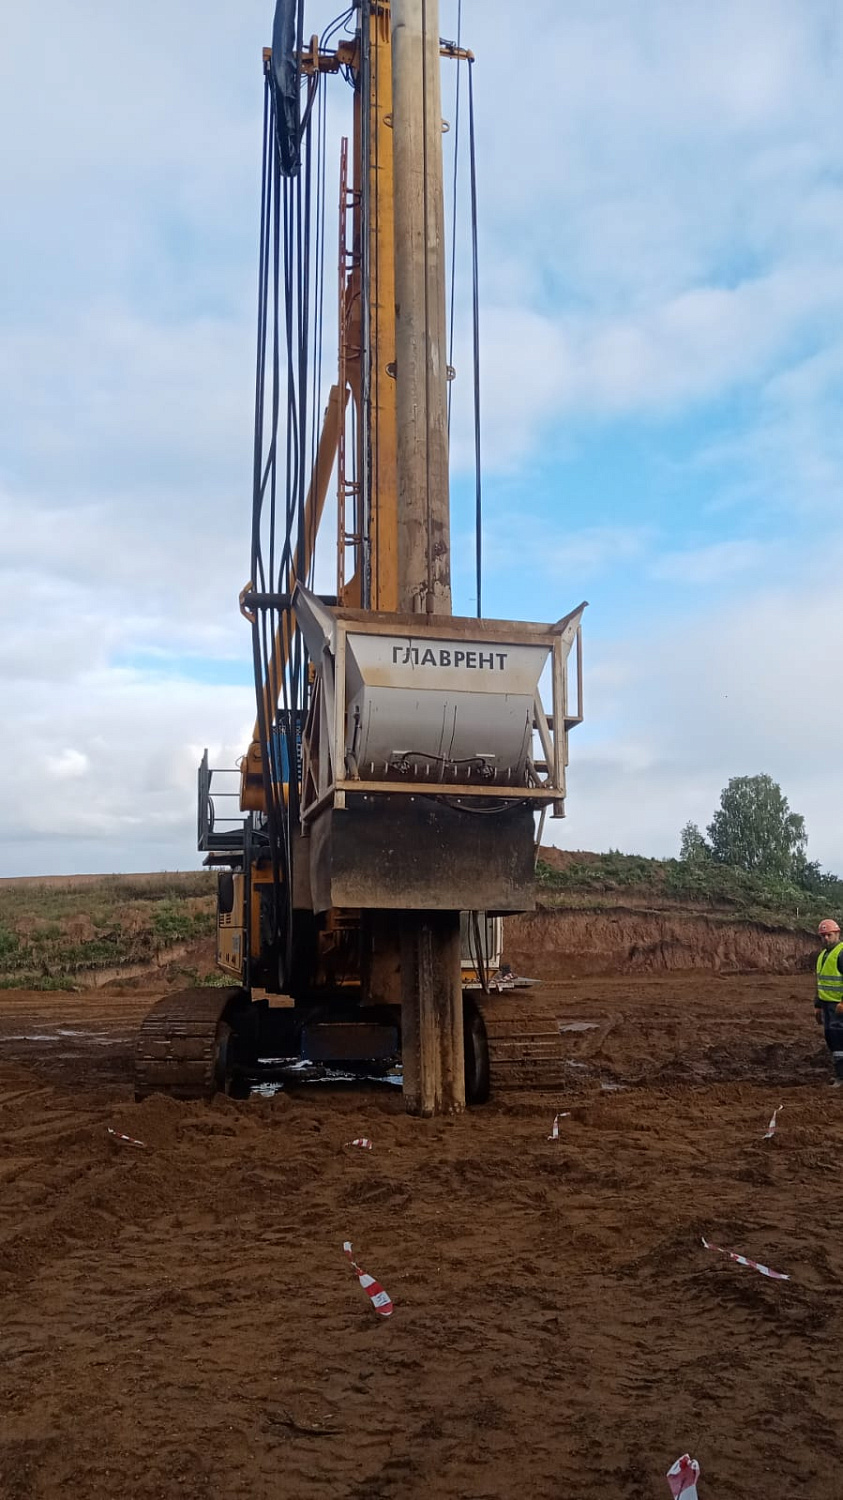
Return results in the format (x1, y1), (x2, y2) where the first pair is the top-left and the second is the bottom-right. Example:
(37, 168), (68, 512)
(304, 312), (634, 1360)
(503, 846), (821, 978)
(506, 908), (816, 977)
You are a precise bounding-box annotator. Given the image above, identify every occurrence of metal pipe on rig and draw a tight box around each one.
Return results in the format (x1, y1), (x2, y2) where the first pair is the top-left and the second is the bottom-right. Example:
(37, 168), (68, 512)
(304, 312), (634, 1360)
(391, 0), (452, 617)
(390, 0), (464, 1115)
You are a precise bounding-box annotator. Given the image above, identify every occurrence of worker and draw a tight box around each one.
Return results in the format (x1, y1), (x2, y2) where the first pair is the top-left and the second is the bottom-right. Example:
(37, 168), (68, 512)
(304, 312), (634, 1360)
(815, 919), (843, 1084)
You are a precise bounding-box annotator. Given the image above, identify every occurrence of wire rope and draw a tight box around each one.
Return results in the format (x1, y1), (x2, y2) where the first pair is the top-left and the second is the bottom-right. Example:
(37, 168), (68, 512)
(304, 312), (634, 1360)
(467, 55), (482, 618)
(446, 0), (462, 436)
(249, 0), (319, 985)
(420, 0), (434, 609)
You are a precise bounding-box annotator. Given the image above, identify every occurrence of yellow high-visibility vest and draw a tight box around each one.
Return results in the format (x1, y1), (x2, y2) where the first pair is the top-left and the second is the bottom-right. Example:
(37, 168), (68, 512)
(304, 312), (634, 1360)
(816, 943), (843, 1004)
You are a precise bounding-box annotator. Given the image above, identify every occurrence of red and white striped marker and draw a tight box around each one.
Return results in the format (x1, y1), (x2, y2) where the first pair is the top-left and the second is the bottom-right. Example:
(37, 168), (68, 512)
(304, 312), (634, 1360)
(547, 1113), (571, 1139)
(346, 1138), (373, 1150)
(107, 1127), (147, 1149)
(342, 1241), (393, 1318)
(763, 1104), (784, 1140)
(666, 1454), (700, 1498)
(702, 1236), (789, 1281)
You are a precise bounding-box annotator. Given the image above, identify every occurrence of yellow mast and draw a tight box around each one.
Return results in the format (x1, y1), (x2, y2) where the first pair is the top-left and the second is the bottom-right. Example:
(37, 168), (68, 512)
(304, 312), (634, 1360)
(339, 1), (399, 611)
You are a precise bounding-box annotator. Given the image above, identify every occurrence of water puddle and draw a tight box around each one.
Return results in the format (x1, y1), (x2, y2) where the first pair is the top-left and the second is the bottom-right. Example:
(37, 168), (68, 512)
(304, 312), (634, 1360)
(1, 1028), (130, 1047)
(2, 1034), (59, 1043)
(247, 1062), (403, 1098)
(600, 1081), (626, 1092)
(35, 1029), (121, 1045)
(558, 1021), (599, 1034)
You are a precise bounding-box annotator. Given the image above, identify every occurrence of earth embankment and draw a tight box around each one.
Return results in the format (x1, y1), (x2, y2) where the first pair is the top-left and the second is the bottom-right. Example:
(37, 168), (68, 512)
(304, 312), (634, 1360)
(505, 908), (816, 978)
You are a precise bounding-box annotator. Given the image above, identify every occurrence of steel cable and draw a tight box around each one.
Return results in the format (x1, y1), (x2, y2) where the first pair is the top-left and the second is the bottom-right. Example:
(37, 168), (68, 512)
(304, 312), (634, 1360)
(249, 7), (319, 983)
(446, 0), (462, 436)
(467, 56), (482, 618)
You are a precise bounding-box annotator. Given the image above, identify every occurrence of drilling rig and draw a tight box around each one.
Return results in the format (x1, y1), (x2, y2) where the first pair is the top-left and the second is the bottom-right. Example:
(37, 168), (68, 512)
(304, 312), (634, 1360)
(134, 0), (585, 1116)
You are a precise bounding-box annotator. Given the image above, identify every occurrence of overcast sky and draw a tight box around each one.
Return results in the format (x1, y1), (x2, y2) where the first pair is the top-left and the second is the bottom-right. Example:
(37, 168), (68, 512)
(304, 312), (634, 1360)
(3, 0), (843, 876)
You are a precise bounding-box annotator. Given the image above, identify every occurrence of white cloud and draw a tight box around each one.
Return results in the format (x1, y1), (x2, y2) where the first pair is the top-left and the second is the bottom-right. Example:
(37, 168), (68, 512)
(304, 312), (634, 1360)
(0, 307), (254, 492)
(557, 558), (843, 869)
(474, 267), (843, 465)
(442, 0), (843, 495)
(649, 539), (772, 584)
(486, 519), (651, 581)
(0, 667), (254, 874)
(44, 750), (90, 782)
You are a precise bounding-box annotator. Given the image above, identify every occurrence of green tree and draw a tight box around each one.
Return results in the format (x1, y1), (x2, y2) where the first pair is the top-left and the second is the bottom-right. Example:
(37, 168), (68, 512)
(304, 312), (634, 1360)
(792, 853), (843, 898)
(706, 774), (807, 877)
(679, 822), (710, 862)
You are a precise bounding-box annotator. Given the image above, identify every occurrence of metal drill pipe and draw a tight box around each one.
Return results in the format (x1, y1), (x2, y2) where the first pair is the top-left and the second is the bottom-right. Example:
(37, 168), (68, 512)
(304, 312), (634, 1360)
(391, 0), (452, 616)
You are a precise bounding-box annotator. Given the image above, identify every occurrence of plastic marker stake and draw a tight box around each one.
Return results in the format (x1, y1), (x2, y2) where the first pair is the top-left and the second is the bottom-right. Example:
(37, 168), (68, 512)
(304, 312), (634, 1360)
(702, 1236), (789, 1281)
(346, 1138), (373, 1150)
(547, 1113), (571, 1140)
(763, 1104), (784, 1140)
(107, 1127), (147, 1149)
(342, 1241), (393, 1318)
(666, 1454), (700, 1499)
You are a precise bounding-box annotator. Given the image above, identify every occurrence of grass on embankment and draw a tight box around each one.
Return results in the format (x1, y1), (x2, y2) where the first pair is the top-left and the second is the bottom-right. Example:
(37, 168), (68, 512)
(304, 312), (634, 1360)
(537, 850), (835, 931)
(0, 872), (216, 989)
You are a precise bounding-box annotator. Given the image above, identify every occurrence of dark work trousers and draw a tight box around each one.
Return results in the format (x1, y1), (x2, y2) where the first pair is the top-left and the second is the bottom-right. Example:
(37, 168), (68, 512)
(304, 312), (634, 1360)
(820, 1003), (843, 1078)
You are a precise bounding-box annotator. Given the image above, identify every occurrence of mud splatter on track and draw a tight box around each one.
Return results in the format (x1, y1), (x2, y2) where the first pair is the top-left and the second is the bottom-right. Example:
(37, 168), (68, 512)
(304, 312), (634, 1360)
(0, 974), (841, 1499)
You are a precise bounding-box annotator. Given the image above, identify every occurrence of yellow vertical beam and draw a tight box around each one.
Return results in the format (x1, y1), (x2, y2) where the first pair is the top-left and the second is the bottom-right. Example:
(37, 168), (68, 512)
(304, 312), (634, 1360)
(241, 383), (346, 810)
(367, 2), (399, 611)
(340, 5), (399, 611)
(391, 0), (451, 614)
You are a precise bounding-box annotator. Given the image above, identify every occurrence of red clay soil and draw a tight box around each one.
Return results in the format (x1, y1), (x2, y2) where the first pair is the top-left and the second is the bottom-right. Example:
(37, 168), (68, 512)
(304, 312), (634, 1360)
(506, 909), (816, 979)
(0, 973), (841, 1500)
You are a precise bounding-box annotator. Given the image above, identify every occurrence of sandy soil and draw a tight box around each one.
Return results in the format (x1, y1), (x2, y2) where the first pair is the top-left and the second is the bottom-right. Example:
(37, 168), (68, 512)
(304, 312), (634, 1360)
(507, 909), (816, 977)
(0, 973), (840, 1499)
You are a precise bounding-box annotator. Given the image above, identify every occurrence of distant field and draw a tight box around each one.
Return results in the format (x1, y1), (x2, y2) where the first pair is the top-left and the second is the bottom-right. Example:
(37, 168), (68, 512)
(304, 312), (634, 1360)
(0, 871), (217, 989)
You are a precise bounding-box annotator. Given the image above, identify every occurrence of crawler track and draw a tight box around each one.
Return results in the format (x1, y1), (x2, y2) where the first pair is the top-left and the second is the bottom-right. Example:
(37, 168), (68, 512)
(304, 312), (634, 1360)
(133, 987), (241, 1100)
(475, 993), (573, 1091)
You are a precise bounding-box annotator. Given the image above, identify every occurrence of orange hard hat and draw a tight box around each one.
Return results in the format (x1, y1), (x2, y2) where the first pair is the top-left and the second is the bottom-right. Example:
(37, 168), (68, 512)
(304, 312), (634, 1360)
(818, 919), (841, 937)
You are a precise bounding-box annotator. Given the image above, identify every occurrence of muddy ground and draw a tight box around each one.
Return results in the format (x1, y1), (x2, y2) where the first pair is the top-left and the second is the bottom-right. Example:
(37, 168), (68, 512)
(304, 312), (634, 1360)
(0, 973), (841, 1499)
